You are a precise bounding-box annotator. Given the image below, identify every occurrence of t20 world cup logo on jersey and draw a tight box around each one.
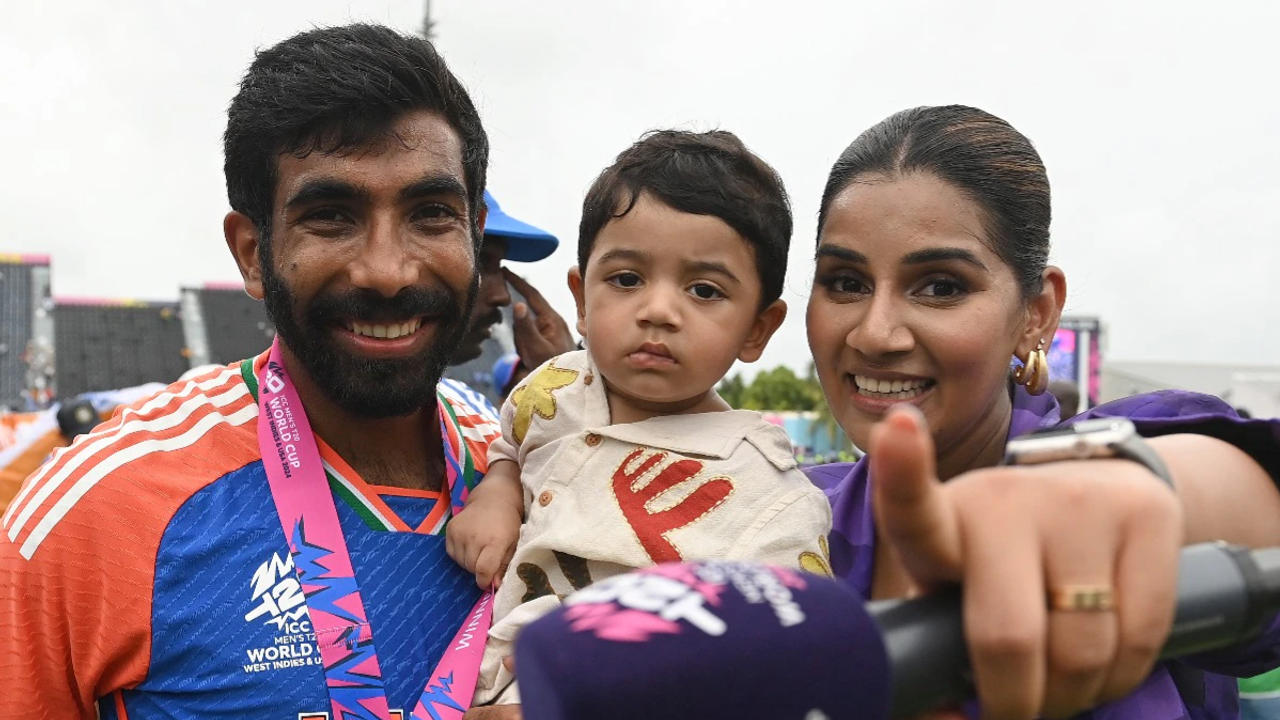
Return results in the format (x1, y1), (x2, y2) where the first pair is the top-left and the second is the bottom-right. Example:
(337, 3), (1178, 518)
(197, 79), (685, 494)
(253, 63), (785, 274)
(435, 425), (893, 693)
(241, 552), (320, 676)
(244, 551), (309, 631)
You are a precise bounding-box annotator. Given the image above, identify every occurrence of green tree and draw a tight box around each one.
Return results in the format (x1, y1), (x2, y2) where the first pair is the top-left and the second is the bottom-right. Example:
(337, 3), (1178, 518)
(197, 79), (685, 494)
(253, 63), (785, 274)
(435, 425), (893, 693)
(805, 362), (855, 454)
(717, 372), (747, 409)
(740, 366), (820, 411)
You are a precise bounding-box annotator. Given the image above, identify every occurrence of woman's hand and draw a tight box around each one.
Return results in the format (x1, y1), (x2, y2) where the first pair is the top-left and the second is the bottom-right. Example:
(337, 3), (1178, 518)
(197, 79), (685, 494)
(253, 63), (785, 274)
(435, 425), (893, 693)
(870, 406), (1184, 719)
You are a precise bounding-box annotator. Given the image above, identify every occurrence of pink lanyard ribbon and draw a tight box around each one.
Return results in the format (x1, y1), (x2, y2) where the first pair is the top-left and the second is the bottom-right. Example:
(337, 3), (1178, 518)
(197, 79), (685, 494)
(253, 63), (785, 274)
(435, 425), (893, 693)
(257, 340), (493, 720)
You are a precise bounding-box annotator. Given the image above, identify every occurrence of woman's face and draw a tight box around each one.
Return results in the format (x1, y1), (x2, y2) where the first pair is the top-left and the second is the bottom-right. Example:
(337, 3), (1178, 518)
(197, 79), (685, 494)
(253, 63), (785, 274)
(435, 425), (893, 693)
(807, 171), (1033, 468)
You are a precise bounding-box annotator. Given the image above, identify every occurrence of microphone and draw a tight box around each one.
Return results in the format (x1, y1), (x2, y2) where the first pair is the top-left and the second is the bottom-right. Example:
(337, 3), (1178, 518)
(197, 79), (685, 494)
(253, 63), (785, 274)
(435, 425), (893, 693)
(514, 543), (1280, 720)
(877, 542), (1280, 716)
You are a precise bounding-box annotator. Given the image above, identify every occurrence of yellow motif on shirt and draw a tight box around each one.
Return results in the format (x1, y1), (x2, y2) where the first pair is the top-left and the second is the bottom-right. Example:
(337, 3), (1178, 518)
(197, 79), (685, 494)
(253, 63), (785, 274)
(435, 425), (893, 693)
(799, 535), (833, 576)
(511, 361), (579, 444)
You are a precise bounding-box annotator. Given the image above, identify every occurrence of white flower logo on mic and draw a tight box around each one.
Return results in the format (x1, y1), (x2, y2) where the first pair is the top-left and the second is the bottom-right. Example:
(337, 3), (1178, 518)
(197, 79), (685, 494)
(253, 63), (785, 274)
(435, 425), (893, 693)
(562, 562), (808, 641)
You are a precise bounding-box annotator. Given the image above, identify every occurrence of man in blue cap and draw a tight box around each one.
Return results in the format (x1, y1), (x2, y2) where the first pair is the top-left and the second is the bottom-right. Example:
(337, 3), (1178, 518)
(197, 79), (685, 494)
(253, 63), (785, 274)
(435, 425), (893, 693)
(450, 191), (576, 379)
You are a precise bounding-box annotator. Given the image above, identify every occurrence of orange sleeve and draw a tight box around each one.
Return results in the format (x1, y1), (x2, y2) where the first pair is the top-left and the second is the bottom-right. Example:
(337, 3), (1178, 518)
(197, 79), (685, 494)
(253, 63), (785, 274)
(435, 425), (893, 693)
(1, 364), (262, 716)
(0, 429), (66, 515)
(0, 453), (156, 719)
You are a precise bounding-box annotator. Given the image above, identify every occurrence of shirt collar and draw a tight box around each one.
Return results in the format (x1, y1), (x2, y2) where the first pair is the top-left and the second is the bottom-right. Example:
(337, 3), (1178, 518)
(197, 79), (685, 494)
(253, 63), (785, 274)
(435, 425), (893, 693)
(591, 409), (798, 471)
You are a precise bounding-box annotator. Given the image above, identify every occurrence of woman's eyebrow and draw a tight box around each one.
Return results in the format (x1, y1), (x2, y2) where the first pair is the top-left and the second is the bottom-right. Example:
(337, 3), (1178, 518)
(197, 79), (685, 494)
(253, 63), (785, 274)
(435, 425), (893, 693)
(901, 247), (988, 270)
(814, 245), (866, 263)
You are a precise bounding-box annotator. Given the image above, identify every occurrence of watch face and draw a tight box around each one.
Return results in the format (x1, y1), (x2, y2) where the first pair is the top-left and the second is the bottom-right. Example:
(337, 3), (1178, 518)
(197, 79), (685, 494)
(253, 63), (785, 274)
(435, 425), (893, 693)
(1005, 418), (1136, 465)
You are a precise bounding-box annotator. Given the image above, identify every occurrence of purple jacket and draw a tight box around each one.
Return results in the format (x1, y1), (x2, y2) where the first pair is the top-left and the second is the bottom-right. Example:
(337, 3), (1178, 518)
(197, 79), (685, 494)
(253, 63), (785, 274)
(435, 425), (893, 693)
(806, 388), (1280, 720)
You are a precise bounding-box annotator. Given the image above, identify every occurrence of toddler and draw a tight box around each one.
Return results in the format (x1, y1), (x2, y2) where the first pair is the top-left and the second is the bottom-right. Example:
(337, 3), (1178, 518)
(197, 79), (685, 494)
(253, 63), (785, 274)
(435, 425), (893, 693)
(447, 130), (833, 705)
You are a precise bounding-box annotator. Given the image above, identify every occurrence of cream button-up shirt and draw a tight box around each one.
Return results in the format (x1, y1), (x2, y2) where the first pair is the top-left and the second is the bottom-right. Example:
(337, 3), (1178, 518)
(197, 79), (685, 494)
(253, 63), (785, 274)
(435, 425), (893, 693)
(476, 350), (832, 703)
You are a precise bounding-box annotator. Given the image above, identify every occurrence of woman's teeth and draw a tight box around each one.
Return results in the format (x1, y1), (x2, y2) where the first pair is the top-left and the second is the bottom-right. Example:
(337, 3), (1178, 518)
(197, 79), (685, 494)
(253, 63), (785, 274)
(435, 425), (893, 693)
(853, 375), (930, 399)
(350, 319), (421, 339)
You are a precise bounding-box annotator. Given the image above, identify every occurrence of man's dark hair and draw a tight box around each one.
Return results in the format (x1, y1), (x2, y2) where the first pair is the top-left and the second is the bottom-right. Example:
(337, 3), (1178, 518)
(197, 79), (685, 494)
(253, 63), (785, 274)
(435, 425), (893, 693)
(577, 130), (792, 307)
(223, 23), (489, 249)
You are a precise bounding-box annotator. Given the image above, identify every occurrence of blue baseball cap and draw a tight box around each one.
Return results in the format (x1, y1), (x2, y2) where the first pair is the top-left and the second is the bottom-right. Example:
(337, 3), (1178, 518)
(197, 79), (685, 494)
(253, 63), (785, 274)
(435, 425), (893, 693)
(483, 190), (559, 262)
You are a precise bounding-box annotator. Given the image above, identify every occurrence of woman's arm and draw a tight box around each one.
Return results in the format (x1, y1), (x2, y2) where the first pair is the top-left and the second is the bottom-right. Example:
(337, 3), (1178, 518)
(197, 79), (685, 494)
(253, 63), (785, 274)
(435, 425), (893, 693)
(869, 406), (1280, 720)
(1152, 433), (1280, 547)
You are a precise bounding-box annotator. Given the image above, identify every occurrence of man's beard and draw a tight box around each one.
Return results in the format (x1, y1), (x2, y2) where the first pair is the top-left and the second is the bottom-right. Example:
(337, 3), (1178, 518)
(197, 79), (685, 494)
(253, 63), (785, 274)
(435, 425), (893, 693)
(260, 258), (477, 418)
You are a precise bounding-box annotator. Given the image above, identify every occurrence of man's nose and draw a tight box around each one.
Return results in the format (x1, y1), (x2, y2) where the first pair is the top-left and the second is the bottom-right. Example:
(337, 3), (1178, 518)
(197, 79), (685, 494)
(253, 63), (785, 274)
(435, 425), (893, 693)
(348, 217), (421, 297)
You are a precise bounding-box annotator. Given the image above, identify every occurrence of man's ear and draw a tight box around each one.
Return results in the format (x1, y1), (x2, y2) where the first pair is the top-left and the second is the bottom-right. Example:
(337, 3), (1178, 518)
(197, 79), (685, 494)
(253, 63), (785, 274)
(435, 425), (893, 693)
(567, 266), (587, 338)
(224, 211), (265, 300)
(738, 299), (788, 363)
(1018, 266), (1066, 360)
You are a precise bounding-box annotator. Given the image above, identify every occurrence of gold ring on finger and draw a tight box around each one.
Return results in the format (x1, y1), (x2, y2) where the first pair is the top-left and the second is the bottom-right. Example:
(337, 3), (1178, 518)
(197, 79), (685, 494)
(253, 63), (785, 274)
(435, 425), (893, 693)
(1048, 585), (1115, 612)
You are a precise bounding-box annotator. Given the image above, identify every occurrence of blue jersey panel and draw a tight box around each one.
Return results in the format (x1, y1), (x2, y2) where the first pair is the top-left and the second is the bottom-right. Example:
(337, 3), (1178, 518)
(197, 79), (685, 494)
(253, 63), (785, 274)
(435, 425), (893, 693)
(115, 460), (479, 718)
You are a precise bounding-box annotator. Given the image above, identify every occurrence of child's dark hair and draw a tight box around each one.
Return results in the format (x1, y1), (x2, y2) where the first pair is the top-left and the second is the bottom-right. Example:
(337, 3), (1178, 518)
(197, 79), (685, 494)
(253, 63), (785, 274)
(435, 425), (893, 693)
(578, 130), (791, 307)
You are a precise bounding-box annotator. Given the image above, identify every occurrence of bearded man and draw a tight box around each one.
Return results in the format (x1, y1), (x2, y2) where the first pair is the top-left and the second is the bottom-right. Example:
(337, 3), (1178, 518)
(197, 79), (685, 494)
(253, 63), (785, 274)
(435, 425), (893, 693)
(1, 24), (517, 720)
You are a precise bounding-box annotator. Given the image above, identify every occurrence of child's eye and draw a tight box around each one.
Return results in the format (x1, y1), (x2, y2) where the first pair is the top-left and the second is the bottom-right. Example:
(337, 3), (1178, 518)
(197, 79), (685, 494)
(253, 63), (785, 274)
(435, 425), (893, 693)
(606, 271), (642, 289)
(688, 283), (725, 300)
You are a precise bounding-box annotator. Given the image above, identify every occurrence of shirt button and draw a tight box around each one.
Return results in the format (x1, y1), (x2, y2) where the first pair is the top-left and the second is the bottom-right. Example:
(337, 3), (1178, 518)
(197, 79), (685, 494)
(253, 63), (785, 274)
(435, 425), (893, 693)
(584, 433), (602, 447)
(584, 373), (594, 385)
(538, 490), (553, 507)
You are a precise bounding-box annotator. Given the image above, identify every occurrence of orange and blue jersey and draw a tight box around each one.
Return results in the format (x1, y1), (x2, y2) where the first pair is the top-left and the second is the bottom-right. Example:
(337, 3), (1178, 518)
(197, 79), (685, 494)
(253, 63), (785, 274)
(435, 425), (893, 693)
(0, 353), (501, 719)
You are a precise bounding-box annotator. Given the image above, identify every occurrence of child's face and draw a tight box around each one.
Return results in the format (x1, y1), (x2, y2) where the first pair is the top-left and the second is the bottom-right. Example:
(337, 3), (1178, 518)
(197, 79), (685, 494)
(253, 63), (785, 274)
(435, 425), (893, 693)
(569, 193), (786, 418)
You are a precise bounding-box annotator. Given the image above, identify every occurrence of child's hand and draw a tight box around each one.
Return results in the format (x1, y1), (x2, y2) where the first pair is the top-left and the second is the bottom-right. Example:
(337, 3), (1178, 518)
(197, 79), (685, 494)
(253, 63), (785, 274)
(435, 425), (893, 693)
(446, 497), (522, 589)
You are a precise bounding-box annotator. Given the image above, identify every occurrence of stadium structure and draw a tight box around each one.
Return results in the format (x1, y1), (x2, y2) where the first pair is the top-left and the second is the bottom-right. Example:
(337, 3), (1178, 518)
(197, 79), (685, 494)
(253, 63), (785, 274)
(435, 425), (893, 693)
(0, 255), (511, 410)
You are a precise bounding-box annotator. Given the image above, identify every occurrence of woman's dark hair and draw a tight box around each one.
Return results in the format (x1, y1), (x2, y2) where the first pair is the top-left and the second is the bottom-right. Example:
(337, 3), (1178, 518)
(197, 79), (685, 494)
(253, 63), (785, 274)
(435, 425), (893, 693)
(817, 105), (1049, 297)
(223, 24), (488, 250)
(578, 130), (792, 307)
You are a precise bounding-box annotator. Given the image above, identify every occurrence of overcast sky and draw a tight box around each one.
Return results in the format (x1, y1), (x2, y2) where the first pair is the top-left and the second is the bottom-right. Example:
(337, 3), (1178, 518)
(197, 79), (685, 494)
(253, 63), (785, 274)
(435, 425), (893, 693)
(3, 1), (1277, 376)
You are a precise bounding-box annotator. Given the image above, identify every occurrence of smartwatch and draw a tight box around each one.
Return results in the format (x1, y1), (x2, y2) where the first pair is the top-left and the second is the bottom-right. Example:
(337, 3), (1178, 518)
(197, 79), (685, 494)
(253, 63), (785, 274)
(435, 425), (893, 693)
(1003, 417), (1175, 489)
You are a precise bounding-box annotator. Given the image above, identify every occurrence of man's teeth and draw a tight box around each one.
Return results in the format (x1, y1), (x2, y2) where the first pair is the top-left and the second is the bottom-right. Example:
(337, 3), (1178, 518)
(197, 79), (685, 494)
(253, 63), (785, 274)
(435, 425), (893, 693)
(853, 375), (930, 398)
(350, 319), (421, 339)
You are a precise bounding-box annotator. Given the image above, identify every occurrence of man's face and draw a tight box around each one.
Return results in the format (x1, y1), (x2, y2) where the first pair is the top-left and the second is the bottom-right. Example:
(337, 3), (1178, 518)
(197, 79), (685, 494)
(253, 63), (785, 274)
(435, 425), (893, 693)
(259, 110), (479, 417)
(451, 236), (512, 364)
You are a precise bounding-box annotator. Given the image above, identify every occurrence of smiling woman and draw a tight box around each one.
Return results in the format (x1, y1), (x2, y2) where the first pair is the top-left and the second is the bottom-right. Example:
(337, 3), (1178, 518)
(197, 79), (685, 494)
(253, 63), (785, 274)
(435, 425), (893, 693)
(810, 170), (1054, 481)
(804, 105), (1280, 719)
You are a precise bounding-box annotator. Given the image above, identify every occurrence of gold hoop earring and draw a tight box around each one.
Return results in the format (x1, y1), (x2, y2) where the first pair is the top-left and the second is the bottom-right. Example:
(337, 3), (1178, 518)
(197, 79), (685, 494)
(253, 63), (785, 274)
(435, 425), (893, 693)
(1024, 339), (1050, 395)
(1015, 339), (1050, 395)
(1014, 341), (1038, 386)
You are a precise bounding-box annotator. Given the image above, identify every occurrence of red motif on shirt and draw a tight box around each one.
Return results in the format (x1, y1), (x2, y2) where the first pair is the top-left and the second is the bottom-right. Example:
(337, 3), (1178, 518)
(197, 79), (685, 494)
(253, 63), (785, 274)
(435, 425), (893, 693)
(611, 448), (733, 563)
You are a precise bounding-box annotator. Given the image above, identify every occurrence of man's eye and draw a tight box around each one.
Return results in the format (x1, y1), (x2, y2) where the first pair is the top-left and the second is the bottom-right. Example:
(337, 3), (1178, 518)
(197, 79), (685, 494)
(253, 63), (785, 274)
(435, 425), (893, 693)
(606, 272), (642, 288)
(302, 208), (351, 224)
(412, 204), (457, 223)
(689, 283), (724, 300)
